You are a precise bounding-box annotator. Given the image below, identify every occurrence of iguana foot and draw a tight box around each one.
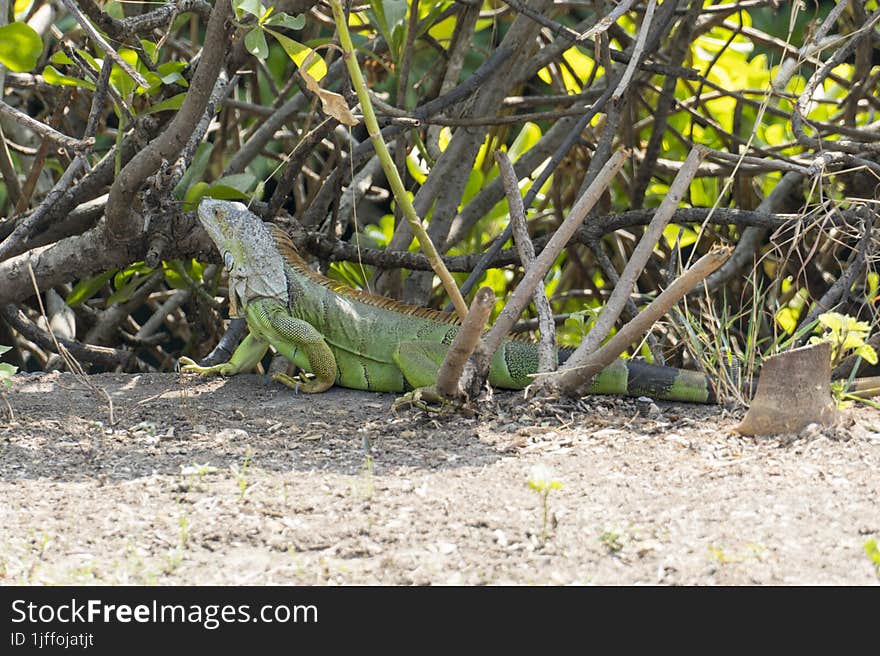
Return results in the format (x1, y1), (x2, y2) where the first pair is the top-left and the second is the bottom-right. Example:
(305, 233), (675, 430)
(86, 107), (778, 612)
(178, 356), (235, 377)
(271, 372), (333, 394)
(393, 386), (451, 413)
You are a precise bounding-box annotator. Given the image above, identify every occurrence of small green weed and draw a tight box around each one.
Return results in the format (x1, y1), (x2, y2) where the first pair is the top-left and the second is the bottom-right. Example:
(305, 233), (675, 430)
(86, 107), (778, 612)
(809, 312), (877, 369)
(599, 531), (624, 555)
(527, 464), (562, 544)
(233, 447), (253, 501)
(811, 312), (879, 408)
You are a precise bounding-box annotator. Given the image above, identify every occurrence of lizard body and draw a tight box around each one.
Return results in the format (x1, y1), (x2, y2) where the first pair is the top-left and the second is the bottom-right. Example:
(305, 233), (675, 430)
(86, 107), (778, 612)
(180, 199), (715, 403)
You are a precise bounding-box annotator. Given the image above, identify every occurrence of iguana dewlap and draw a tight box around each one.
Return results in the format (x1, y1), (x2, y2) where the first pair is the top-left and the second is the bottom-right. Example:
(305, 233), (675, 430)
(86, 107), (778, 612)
(179, 198), (715, 402)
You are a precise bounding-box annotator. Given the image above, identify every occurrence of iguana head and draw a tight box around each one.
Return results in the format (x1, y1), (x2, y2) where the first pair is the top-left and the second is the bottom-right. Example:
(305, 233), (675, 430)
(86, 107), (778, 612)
(197, 198), (288, 316)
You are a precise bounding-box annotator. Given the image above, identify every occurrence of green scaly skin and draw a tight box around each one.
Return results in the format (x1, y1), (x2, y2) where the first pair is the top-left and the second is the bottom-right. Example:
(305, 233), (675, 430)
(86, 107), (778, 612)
(179, 199), (716, 403)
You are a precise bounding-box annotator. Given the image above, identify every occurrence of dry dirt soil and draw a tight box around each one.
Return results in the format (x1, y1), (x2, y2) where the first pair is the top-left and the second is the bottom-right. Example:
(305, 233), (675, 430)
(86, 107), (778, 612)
(1, 371), (879, 585)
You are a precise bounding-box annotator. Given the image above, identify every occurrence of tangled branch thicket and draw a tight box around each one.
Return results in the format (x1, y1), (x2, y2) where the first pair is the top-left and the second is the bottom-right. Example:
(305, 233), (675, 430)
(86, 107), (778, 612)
(1, 0), (879, 400)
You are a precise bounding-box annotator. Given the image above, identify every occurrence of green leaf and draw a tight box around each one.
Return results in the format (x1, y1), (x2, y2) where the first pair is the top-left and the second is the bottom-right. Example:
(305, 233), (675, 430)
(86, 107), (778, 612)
(163, 260), (203, 290)
(108, 262), (155, 306)
(14, 0), (33, 18)
(508, 122), (541, 162)
(264, 12), (305, 30)
(42, 65), (97, 91)
(145, 92), (187, 114)
(157, 61), (188, 86)
(405, 152), (428, 184)
(259, 5), (274, 22)
(109, 48), (141, 98)
(564, 309), (597, 339)
(856, 345), (878, 366)
(175, 144), (214, 200)
(49, 51), (74, 66)
(461, 168), (484, 207)
(104, 1), (125, 20)
(0, 362), (17, 389)
(328, 260), (371, 290)
(868, 272), (879, 301)
(0, 345), (11, 356)
(76, 49), (100, 72)
(113, 262), (153, 290)
(215, 173), (257, 193)
(183, 181), (211, 210)
(663, 225), (698, 249)
(775, 307), (799, 335)
(202, 184), (251, 201)
(67, 270), (118, 307)
(369, 0), (407, 60)
(264, 29), (327, 80)
(0, 22), (43, 72)
(245, 27), (269, 59)
(384, 0), (408, 35)
(235, 0), (264, 18)
(369, 0), (390, 43)
(140, 39), (159, 64)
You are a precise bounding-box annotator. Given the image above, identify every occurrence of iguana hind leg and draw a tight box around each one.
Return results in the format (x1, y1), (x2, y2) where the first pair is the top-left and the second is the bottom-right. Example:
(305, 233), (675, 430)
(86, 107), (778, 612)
(392, 341), (448, 389)
(179, 333), (269, 377)
(391, 341), (451, 410)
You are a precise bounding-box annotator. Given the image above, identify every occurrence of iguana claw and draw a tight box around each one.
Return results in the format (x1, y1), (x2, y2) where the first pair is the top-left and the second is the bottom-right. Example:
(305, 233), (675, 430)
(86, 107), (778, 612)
(271, 371), (332, 394)
(178, 356), (233, 376)
(393, 386), (451, 413)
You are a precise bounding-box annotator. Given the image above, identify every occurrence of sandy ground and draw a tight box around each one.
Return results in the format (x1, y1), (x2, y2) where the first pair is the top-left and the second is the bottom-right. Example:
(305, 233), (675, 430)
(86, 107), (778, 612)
(1, 371), (878, 585)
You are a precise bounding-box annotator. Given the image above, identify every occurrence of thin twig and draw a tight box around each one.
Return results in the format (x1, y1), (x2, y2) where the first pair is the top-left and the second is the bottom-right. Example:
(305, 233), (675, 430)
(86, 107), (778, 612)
(0, 303), (130, 371)
(453, 78), (619, 306)
(0, 157), (87, 262)
(0, 100), (92, 152)
(269, 117), (337, 216)
(553, 146), (706, 386)
(328, 0), (469, 320)
(795, 208), (873, 346)
(495, 149), (556, 373)
(703, 170), (803, 292)
(59, 0), (151, 89)
(476, 150), (629, 381)
(791, 6), (880, 154)
(612, 0), (656, 105)
(0, 125), (22, 208)
(553, 248), (731, 394)
(105, 0), (232, 242)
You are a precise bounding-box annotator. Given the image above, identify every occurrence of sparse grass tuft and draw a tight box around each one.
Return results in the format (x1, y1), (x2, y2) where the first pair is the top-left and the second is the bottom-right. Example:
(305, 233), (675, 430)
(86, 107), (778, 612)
(232, 447), (253, 501)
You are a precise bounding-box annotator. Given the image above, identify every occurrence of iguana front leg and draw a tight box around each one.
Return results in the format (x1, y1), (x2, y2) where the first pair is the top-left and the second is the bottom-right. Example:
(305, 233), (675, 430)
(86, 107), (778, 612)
(248, 298), (338, 393)
(179, 333), (270, 377)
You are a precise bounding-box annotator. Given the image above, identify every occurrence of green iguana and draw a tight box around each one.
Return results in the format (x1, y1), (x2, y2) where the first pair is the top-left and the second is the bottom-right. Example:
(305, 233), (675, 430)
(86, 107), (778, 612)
(179, 199), (716, 403)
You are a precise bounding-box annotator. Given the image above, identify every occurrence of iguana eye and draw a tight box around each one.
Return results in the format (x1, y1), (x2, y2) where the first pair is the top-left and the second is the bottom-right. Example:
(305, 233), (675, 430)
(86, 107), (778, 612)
(223, 251), (234, 271)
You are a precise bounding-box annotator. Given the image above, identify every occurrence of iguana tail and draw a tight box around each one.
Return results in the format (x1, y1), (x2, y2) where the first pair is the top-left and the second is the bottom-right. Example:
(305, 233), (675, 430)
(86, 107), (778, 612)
(557, 348), (716, 403)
